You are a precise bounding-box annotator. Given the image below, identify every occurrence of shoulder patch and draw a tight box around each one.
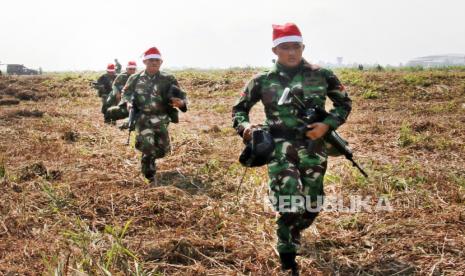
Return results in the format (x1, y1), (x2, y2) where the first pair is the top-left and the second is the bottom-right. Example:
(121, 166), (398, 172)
(159, 71), (174, 78)
(302, 60), (321, 71)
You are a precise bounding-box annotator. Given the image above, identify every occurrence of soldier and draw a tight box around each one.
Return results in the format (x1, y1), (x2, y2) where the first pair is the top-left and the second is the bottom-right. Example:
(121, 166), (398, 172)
(104, 61), (137, 125)
(115, 59), (122, 74)
(94, 64), (117, 123)
(123, 47), (187, 185)
(232, 23), (352, 275)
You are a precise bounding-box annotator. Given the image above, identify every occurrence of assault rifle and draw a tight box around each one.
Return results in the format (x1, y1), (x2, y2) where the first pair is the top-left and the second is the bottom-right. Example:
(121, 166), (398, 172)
(278, 86), (368, 177)
(126, 95), (139, 145)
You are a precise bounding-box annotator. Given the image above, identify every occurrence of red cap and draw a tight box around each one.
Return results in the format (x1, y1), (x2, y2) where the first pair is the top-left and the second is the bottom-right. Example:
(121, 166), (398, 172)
(143, 47), (162, 60)
(107, 64), (115, 72)
(272, 23), (303, 47)
(127, 61), (137, 69)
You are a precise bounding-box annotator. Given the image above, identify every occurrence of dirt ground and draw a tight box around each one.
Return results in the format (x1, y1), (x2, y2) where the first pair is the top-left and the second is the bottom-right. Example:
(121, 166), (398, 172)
(0, 69), (464, 275)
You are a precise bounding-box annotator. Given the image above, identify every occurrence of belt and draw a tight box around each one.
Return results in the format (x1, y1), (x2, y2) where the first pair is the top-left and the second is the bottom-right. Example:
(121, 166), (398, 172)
(141, 107), (167, 116)
(269, 125), (305, 140)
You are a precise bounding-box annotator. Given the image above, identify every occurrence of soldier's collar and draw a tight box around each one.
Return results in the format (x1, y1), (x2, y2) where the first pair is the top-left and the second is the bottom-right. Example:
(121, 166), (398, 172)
(269, 59), (319, 75)
(270, 60), (303, 73)
(140, 70), (160, 78)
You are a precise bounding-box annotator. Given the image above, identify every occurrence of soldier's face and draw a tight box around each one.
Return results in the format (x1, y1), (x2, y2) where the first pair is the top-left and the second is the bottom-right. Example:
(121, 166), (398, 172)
(272, 42), (305, 67)
(144, 58), (163, 74)
(127, 68), (137, 75)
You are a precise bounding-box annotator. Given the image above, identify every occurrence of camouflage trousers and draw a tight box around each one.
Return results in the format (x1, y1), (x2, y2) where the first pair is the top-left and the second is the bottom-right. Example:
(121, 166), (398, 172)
(100, 95), (109, 114)
(268, 138), (328, 254)
(135, 113), (171, 178)
(105, 103), (129, 121)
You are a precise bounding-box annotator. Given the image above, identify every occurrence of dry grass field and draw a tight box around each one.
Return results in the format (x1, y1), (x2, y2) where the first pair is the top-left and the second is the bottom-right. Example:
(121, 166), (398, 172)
(1, 68), (464, 275)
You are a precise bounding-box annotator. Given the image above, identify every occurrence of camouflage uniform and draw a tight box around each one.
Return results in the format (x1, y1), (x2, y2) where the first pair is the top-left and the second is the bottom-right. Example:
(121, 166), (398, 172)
(123, 70), (187, 179)
(105, 71), (132, 122)
(96, 73), (116, 115)
(232, 60), (351, 255)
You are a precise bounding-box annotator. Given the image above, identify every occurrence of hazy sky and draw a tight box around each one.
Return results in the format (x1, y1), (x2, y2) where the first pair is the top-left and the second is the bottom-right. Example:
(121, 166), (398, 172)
(1, 0), (464, 71)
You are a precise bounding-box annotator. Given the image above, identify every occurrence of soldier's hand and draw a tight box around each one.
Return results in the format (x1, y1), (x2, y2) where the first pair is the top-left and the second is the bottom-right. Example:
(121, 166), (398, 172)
(242, 125), (256, 142)
(306, 123), (330, 140)
(170, 97), (185, 109)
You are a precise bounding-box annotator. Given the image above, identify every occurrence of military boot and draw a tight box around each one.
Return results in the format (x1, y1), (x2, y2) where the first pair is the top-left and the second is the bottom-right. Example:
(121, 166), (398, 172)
(141, 154), (156, 184)
(149, 176), (159, 187)
(104, 114), (115, 125)
(280, 252), (299, 276)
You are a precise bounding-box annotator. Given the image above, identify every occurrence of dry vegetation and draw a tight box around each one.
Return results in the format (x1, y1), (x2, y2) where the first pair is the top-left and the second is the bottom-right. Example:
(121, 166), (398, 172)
(0, 68), (464, 275)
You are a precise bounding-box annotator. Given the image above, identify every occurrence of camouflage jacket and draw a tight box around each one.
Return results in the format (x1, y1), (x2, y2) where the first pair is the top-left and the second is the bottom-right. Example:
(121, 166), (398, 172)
(112, 72), (132, 95)
(122, 70), (187, 123)
(232, 60), (352, 138)
(96, 73), (116, 97)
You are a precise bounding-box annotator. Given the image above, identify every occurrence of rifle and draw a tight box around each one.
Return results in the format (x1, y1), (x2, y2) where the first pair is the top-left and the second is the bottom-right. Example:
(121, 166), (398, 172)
(126, 95), (139, 145)
(91, 81), (102, 89)
(278, 86), (368, 178)
(90, 81), (105, 97)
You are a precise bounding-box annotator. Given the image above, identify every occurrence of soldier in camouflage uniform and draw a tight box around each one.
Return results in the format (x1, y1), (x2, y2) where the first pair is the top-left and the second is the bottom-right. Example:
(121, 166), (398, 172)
(123, 47), (187, 185)
(115, 59), (122, 74)
(94, 64), (117, 123)
(232, 23), (352, 275)
(104, 61), (137, 125)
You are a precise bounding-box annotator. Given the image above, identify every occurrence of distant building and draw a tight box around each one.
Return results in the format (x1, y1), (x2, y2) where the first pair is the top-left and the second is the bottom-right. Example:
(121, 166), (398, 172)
(406, 54), (465, 67)
(0, 64), (39, 75)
